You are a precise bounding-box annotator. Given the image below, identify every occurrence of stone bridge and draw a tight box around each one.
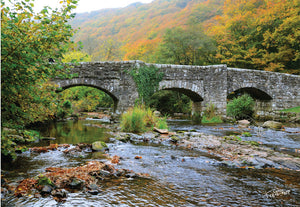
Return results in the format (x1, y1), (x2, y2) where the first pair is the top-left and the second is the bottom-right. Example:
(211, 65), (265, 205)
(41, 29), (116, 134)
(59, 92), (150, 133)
(54, 60), (300, 116)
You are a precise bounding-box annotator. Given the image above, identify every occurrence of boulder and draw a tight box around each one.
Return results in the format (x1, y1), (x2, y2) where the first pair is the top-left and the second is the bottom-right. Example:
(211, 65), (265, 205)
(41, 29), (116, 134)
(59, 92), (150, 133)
(41, 185), (53, 195)
(153, 127), (168, 134)
(92, 141), (108, 152)
(262, 121), (283, 129)
(69, 178), (85, 189)
(87, 184), (101, 195)
(52, 189), (68, 198)
(238, 120), (250, 128)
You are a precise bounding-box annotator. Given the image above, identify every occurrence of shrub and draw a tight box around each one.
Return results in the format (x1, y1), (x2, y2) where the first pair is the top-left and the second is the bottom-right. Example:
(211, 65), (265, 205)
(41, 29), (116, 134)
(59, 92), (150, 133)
(1, 129), (40, 161)
(156, 116), (169, 130)
(120, 105), (168, 133)
(227, 94), (255, 120)
(201, 102), (223, 124)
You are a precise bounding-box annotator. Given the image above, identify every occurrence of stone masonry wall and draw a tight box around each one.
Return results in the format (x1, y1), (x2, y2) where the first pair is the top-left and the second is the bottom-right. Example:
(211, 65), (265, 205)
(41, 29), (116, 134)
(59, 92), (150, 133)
(54, 61), (139, 113)
(54, 61), (300, 115)
(227, 68), (300, 112)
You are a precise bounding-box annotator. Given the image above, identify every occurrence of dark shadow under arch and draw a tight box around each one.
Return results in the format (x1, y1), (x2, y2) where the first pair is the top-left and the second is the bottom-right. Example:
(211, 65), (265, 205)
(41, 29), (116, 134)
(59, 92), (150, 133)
(162, 87), (204, 102)
(228, 87), (272, 101)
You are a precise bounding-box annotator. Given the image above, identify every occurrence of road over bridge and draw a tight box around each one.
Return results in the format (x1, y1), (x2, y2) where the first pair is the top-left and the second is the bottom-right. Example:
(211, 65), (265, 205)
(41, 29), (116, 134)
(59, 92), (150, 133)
(54, 61), (300, 115)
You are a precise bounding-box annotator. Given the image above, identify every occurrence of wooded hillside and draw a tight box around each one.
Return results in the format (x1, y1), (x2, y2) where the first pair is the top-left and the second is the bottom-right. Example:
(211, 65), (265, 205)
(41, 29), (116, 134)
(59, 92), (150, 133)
(71, 0), (300, 74)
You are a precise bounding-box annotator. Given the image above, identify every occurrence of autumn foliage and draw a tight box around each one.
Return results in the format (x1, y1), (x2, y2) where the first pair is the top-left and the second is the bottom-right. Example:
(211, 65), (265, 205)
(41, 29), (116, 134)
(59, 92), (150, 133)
(72, 0), (299, 74)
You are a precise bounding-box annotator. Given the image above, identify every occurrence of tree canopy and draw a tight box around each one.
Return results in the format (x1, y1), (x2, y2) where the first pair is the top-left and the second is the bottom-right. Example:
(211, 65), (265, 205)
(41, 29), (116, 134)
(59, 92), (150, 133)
(209, 0), (300, 73)
(156, 26), (216, 65)
(1, 0), (78, 127)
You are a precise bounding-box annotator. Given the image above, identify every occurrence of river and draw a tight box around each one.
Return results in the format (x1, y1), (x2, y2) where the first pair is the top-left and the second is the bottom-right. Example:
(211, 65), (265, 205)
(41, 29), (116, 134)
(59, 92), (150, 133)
(2, 119), (300, 206)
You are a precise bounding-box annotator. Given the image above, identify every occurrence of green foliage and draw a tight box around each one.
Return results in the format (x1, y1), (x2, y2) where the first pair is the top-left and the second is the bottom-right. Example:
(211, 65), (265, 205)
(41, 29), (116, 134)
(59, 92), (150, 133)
(192, 112), (202, 123)
(211, 0), (300, 74)
(156, 26), (216, 65)
(281, 106), (300, 113)
(129, 65), (164, 106)
(59, 86), (114, 113)
(201, 102), (223, 124)
(37, 175), (54, 186)
(62, 50), (92, 63)
(56, 100), (74, 120)
(242, 132), (252, 137)
(1, 129), (40, 161)
(120, 106), (147, 133)
(201, 116), (223, 124)
(1, 0), (78, 128)
(244, 140), (260, 146)
(149, 91), (191, 115)
(120, 105), (168, 133)
(223, 135), (242, 142)
(227, 94), (255, 120)
(156, 117), (169, 130)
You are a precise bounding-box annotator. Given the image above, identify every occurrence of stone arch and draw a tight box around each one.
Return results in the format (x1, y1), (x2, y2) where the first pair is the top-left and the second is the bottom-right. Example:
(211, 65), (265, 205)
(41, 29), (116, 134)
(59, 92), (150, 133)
(157, 86), (204, 115)
(160, 87), (203, 102)
(56, 82), (119, 112)
(227, 87), (272, 101)
(227, 87), (273, 114)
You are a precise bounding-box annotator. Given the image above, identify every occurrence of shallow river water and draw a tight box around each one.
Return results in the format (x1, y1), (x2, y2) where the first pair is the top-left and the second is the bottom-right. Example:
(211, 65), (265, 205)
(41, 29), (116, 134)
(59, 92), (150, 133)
(2, 119), (300, 206)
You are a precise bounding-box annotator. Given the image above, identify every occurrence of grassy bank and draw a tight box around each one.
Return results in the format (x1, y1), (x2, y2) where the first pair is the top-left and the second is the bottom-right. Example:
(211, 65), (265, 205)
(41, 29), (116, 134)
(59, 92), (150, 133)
(120, 105), (168, 133)
(281, 106), (300, 113)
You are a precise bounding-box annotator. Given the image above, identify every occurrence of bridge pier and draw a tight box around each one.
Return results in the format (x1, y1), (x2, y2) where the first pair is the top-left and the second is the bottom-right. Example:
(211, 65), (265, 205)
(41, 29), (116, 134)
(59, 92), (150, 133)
(191, 101), (202, 115)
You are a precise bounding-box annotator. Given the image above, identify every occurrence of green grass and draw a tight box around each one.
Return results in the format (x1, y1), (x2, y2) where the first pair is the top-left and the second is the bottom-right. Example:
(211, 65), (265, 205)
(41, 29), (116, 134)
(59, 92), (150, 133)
(120, 105), (168, 133)
(201, 115), (223, 124)
(281, 106), (300, 113)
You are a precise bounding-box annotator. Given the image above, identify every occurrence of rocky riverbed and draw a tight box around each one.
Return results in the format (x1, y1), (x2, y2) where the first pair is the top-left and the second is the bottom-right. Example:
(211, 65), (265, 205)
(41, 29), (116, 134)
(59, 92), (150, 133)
(2, 118), (300, 205)
(112, 128), (300, 171)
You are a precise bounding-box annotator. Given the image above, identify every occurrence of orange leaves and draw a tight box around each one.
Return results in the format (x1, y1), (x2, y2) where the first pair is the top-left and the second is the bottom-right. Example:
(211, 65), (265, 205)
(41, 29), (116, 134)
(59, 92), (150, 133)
(14, 178), (37, 197)
(111, 155), (121, 164)
(30, 144), (69, 153)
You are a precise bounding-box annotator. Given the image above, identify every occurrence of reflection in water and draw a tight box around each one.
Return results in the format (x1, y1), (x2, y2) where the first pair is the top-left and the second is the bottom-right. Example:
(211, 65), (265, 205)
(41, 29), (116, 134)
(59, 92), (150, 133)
(38, 120), (111, 144)
(2, 120), (300, 206)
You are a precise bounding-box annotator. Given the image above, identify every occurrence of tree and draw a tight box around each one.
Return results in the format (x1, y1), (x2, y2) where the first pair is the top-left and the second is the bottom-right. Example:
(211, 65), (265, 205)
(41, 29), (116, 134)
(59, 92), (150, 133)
(210, 0), (300, 74)
(93, 38), (123, 61)
(156, 26), (216, 65)
(59, 86), (114, 113)
(62, 50), (92, 63)
(1, 0), (78, 127)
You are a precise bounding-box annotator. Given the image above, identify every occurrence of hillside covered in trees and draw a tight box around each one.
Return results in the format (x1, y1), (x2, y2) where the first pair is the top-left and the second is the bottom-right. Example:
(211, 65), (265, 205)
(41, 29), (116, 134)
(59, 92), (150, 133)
(70, 0), (299, 74)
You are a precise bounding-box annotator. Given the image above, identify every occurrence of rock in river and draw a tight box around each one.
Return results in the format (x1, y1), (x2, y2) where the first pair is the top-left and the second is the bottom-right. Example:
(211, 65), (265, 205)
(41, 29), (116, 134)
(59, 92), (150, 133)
(238, 120), (250, 128)
(262, 121), (283, 129)
(92, 141), (108, 152)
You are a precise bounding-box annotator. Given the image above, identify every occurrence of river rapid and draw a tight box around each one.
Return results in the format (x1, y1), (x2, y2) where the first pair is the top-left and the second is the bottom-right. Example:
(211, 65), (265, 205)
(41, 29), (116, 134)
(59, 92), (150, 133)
(2, 119), (300, 206)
